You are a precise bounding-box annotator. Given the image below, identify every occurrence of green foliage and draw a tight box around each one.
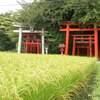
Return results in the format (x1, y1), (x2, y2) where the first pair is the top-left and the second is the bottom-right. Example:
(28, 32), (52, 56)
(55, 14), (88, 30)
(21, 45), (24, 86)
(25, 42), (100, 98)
(0, 16), (13, 32)
(0, 0), (98, 53)
(92, 63), (100, 100)
(18, 0), (100, 27)
(0, 52), (97, 100)
(16, 0), (100, 53)
(0, 12), (19, 51)
(46, 26), (65, 54)
(0, 31), (14, 51)
(18, 0), (65, 29)
(70, 0), (100, 23)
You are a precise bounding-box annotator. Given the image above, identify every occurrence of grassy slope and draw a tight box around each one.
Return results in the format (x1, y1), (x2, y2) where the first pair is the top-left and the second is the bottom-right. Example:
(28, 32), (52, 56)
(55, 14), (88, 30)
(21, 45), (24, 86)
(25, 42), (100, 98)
(0, 52), (97, 100)
(92, 63), (100, 100)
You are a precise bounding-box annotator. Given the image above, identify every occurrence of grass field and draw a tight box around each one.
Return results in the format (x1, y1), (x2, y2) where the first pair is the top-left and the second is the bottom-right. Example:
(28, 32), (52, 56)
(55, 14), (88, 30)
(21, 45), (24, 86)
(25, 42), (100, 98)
(0, 52), (97, 100)
(92, 63), (100, 100)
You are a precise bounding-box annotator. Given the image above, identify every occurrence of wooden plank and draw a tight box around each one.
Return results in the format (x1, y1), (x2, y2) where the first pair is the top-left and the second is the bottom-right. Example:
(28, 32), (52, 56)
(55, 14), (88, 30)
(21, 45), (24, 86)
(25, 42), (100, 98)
(70, 34), (94, 36)
(60, 22), (68, 25)
(59, 29), (67, 31)
(74, 38), (94, 40)
(61, 22), (80, 25)
(69, 28), (95, 31)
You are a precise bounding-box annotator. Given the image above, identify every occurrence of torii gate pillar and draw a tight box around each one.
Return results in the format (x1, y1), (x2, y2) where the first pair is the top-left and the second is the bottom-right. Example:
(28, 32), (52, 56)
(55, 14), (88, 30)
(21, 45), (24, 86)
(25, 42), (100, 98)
(94, 25), (99, 58)
(65, 24), (70, 55)
(18, 27), (22, 54)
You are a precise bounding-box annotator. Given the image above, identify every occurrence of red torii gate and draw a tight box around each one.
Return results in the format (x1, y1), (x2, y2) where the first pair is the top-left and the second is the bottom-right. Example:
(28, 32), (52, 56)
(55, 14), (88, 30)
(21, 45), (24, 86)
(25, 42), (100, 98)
(23, 33), (42, 54)
(13, 23), (46, 54)
(60, 22), (100, 58)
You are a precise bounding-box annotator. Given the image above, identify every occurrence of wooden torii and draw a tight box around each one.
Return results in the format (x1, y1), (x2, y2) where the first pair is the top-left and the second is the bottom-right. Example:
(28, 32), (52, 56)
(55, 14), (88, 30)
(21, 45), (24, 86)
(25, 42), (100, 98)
(23, 32), (42, 54)
(59, 22), (100, 58)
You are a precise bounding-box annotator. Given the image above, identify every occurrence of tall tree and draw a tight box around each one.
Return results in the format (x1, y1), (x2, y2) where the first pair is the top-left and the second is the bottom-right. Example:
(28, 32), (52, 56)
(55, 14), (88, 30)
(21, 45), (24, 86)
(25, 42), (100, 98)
(17, 0), (100, 53)
(0, 13), (16, 51)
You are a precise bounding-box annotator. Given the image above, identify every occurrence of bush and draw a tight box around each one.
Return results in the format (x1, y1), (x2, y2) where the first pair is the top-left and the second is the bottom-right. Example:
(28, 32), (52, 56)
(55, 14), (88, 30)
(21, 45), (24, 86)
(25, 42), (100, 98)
(0, 31), (15, 51)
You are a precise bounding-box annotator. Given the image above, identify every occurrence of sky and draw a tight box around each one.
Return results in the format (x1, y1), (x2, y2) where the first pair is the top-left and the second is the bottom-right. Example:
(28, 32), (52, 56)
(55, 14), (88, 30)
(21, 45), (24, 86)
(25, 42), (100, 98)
(0, 0), (33, 14)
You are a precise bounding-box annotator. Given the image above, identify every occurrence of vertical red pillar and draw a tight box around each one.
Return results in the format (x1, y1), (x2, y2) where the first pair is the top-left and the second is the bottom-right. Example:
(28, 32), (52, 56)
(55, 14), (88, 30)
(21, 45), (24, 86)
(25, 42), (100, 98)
(94, 25), (98, 58)
(77, 48), (80, 56)
(37, 43), (39, 54)
(65, 24), (70, 55)
(87, 48), (89, 56)
(89, 36), (92, 57)
(72, 36), (76, 56)
(26, 42), (28, 53)
(26, 35), (29, 53)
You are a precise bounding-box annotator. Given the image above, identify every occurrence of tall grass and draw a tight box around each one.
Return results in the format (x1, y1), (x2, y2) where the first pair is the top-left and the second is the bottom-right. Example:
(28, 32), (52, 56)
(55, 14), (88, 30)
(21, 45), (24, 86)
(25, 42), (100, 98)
(92, 63), (100, 100)
(0, 52), (97, 100)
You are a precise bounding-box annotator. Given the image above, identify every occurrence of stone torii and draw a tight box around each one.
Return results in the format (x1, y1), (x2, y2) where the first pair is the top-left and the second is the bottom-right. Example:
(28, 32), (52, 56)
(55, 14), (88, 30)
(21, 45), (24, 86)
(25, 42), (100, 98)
(13, 23), (46, 54)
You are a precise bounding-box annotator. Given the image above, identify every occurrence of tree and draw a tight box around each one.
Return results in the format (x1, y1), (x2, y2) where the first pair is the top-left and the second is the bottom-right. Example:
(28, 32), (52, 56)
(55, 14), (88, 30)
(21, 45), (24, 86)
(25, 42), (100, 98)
(0, 13), (16, 51)
(17, 0), (100, 53)
(18, 0), (100, 26)
(0, 30), (15, 51)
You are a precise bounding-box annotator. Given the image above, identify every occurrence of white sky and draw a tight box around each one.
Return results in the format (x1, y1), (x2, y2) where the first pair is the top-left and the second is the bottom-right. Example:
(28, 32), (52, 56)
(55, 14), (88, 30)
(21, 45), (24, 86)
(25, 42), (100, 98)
(0, 0), (33, 14)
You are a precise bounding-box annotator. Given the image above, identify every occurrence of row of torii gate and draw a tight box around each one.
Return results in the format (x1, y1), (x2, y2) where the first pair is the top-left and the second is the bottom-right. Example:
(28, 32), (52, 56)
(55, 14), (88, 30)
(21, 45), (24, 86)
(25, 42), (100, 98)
(59, 22), (100, 58)
(13, 23), (48, 55)
(13, 22), (100, 58)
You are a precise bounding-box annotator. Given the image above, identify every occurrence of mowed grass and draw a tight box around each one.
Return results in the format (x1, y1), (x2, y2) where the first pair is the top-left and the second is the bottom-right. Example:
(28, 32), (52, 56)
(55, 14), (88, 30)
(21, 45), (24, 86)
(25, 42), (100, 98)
(0, 52), (97, 100)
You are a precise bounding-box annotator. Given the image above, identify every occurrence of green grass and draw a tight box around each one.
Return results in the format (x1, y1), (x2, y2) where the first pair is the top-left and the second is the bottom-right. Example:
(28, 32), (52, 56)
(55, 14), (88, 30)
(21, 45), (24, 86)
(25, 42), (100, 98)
(92, 63), (100, 100)
(0, 52), (97, 100)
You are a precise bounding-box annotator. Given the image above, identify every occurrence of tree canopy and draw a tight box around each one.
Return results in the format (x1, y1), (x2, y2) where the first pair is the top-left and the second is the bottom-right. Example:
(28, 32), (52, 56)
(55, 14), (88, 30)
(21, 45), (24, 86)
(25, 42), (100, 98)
(18, 0), (100, 29)
(0, 0), (100, 53)
(0, 13), (17, 51)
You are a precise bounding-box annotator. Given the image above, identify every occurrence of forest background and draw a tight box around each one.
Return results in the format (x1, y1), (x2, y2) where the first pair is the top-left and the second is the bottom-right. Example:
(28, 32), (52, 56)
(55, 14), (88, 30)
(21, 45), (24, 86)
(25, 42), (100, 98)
(0, 0), (100, 54)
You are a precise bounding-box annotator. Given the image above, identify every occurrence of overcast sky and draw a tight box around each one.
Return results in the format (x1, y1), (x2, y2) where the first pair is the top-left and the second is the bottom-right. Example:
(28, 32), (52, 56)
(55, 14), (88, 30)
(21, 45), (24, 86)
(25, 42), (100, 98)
(0, 0), (33, 14)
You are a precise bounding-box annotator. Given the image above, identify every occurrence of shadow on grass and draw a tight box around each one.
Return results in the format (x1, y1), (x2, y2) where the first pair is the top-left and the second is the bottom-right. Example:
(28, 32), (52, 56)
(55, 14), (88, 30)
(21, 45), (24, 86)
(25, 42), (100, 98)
(64, 71), (97, 100)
